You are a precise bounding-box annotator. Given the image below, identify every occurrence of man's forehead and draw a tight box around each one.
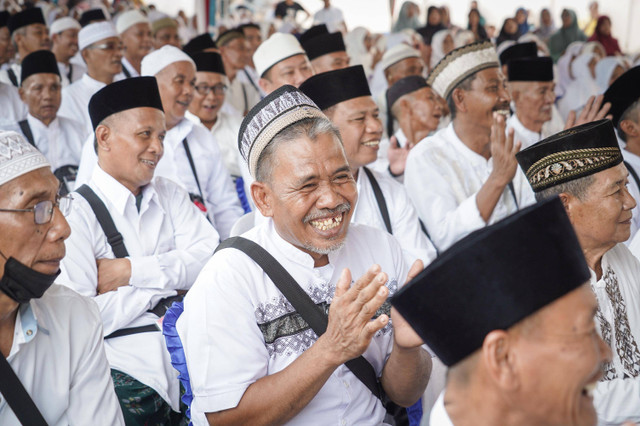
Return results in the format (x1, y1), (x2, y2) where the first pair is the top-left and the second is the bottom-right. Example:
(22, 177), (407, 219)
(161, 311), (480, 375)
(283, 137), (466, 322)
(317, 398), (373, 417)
(23, 73), (61, 86)
(1, 168), (57, 200)
(337, 95), (377, 113)
(163, 61), (196, 77)
(275, 54), (309, 71)
(196, 71), (225, 83)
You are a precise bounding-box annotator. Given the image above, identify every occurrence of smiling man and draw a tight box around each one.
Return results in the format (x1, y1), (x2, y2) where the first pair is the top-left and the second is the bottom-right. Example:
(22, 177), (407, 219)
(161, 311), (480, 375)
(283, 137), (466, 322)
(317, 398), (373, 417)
(299, 24), (350, 74)
(0, 130), (123, 425)
(178, 85), (431, 425)
(58, 76), (218, 424)
(116, 10), (152, 78)
(517, 119), (640, 425)
(254, 32), (314, 94)
(50, 17), (84, 86)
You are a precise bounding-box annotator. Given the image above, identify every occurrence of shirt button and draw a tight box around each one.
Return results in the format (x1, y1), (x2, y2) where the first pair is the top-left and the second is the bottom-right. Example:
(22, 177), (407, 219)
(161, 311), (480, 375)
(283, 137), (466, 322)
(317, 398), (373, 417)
(343, 380), (349, 388)
(26, 329), (33, 336)
(341, 420), (346, 426)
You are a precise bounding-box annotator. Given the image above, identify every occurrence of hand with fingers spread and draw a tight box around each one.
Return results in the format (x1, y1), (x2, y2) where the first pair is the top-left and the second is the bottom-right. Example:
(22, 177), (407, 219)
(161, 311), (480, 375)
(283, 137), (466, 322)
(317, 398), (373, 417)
(564, 94), (612, 129)
(391, 260), (425, 349)
(320, 264), (391, 365)
(489, 112), (521, 187)
(388, 135), (414, 177)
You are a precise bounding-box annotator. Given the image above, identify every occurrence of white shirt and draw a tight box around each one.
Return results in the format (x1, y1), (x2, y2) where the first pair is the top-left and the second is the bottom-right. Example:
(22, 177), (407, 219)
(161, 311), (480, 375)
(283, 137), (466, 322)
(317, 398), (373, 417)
(0, 83), (28, 126)
(178, 219), (407, 425)
(238, 65), (265, 98)
(354, 167), (437, 265)
(0, 285), (124, 426)
(75, 117), (244, 239)
(120, 57), (140, 78)
(404, 123), (535, 251)
(622, 149), (640, 243)
(506, 105), (565, 151)
(227, 75), (261, 116)
(313, 6), (345, 32)
(590, 244), (640, 425)
(429, 392), (454, 426)
(57, 61), (86, 87)
(58, 73), (108, 139)
(0, 63), (20, 87)
(58, 165), (219, 411)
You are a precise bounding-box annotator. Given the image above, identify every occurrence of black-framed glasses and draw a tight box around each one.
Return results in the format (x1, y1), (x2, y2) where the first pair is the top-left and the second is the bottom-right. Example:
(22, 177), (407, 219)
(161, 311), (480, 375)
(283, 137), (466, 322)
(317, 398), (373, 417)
(194, 83), (227, 96)
(0, 195), (73, 224)
(88, 41), (124, 52)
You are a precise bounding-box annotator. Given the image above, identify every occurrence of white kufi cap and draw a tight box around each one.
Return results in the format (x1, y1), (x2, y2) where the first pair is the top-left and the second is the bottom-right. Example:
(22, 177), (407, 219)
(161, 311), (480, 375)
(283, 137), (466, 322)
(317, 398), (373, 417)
(49, 17), (80, 36)
(141, 45), (195, 76)
(0, 131), (49, 187)
(78, 22), (118, 51)
(253, 33), (306, 77)
(380, 43), (420, 70)
(116, 10), (149, 35)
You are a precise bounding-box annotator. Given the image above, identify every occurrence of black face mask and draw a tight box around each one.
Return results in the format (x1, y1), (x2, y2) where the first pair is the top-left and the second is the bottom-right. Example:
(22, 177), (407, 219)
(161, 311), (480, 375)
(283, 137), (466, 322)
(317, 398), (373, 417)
(0, 257), (59, 304)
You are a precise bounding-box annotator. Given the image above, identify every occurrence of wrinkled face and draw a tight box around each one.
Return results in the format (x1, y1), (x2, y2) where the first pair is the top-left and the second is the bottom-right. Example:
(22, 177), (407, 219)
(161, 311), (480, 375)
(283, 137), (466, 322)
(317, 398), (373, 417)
(0, 168), (70, 276)
(83, 36), (123, 76)
(153, 26), (180, 49)
(189, 71), (226, 124)
(261, 54), (314, 93)
(0, 27), (10, 64)
(261, 132), (357, 260)
(20, 73), (61, 122)
(52, 28), (79, 60)
(310, 51), (350, 74)
(17, 23), (51, 54)
(221, 36), (250, 70)
(121, 22), (152, 60)
(243, 27), (262, 55)
(457, 67), (510, 130)
(386, 56), (425, 86)
(329, 96), (382, 171)
(511, 81), (555, 126)
(98, 107), (166, 194)
(565, 163), (636, 249)
(510, 285), (611, 426)
(408, 87), (443, 133)
(155, 61), (196, 126)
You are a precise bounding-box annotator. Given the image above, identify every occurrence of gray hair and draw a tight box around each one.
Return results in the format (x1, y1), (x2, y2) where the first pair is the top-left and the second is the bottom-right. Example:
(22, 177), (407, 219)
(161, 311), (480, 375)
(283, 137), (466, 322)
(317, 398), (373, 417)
(11, 27), (26, 51)
(617, 99), (640, 143)
(534, 174), (595, 202)
(255, 117), (342, 183)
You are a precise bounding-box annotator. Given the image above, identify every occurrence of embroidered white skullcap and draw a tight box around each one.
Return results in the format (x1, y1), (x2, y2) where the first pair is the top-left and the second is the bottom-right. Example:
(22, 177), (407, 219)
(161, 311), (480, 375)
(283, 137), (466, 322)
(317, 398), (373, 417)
(427, 40), (499, 100)
(238, 85), (327, 178)
(253, 33), (306, 78)
(0, 131), (49, 187)
(141, 45), (195, 76)
(380, 43), (420, 71)
(78, 22), (118, 51)
(116, 10), (149, 35)
(49, 17), (80, 36)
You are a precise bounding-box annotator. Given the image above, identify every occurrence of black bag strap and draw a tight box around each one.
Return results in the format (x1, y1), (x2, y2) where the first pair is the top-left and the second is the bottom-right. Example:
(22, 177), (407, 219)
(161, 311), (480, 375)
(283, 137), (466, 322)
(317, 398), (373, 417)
(507, 181), (519, 209)
(362, 167), (392, 235)
(121, 62), (132, 79)
(7, 68), (18, 87)
(215, 236), (384, 401)
(67, 63), (73, 82)
(0, 353), (48, 426)
(182, 138), (204, 201)
(625, 161), (640, 191)
(104, 324), (160, 339)
(18, 120), (35, 147)
(75, 185), (129, 258)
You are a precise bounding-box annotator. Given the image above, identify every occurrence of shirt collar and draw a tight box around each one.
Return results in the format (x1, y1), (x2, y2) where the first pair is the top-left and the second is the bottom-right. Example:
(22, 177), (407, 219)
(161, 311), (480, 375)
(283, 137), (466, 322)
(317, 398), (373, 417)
(90, 165), (161, 216)
(81, 73), (108, 90)
(446, 122), (491, 166)
(509, 113), (541, 142)
(165, 117), (195, 149)
(27, 113), (59, 131)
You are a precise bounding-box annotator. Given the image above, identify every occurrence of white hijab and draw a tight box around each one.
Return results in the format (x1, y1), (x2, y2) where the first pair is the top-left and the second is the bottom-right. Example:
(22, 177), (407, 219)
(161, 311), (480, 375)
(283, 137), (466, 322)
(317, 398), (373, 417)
(558, 52), (600, 120)
(556, 41), (585, 98)
(430, 29), (453, 69)
(595, 57), (626, 93)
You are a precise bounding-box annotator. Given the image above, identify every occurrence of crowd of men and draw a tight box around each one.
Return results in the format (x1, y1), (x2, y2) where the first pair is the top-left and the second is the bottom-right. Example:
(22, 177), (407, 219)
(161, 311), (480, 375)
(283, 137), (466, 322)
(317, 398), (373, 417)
(1, 1), (640, 425)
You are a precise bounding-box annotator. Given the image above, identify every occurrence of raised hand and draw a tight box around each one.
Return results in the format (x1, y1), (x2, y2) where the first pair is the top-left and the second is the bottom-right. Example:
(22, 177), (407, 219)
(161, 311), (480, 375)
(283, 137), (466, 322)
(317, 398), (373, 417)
(97, 258), (131, 294)
(564, 94), (612, 129)
(388, 135), (414, 177)
(489, 112), (521, 187)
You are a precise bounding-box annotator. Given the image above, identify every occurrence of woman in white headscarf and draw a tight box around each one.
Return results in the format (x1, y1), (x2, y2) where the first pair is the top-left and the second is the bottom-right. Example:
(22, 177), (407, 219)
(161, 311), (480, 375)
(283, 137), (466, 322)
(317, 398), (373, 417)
(345, 26), (377, 77)
(555, 41), (584, 98)
(430, 29), (453, 69)
(557, 52), (600, 119)
(595, 57), (627, 93)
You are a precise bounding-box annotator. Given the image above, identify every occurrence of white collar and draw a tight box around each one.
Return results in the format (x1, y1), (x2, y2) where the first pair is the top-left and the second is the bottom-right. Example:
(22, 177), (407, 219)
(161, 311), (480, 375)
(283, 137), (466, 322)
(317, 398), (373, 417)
(166, 117), (195, 148)
(430, 392), (455, 426)
(90, 164), (160, 216)
(446, 122), (491, 166)
(27, 113), (59, 131)
(509, 113), (542, 141)
(394, 128), (408, 147)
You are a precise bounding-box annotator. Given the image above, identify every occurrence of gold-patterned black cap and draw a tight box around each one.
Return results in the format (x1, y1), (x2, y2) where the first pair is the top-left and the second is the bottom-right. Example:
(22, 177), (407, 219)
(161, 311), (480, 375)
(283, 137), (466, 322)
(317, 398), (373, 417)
(516, 119), (622, 192)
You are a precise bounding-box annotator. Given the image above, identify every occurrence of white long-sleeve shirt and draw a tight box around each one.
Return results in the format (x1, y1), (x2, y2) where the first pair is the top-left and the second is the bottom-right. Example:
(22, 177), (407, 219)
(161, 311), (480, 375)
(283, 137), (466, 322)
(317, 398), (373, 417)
(622, 149), (640, 243)
(0, 285), (124, 426)
(404, 122), (535, 251)
(75, 117), (244, 239)
(57, 61), (86, 87)
(58, 165), (219, 410)
(0, 82), (27, 126)
(590, 244), (640, 425)
(58, 73), (107, 139)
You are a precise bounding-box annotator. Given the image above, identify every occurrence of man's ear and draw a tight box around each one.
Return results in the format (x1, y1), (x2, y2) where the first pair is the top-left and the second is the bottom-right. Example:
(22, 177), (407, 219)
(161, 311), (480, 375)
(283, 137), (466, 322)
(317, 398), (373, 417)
(95, 124), (112, 152)
(18, 85), (25, 103)
(620, 119), (639, 139)
(452, 87), (467, 114)
(558, 192), (574, 218)
(481, 329), (520, 392)
(258, 77), (271, 94)
(251, 181), (274, 218)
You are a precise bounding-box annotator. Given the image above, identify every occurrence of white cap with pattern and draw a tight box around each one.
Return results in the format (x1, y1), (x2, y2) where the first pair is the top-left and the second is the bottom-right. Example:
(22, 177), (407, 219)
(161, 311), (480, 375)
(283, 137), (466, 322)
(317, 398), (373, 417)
(380, 43), (420, 71)
(0, 131), (49, 187)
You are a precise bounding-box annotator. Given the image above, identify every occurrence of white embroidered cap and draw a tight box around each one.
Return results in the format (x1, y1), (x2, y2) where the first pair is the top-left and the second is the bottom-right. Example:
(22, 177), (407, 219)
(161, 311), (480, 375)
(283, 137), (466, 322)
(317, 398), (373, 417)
(49, 17), (80, 36)
(427, 40), (499, 100)
(116, 10), (149, 35)
(141, 45), (195, 76)
(78, 22), (118, 51)
(253, 33), (306, 78)
(0, 131), (49, 187)
(380, 43), (420, 71)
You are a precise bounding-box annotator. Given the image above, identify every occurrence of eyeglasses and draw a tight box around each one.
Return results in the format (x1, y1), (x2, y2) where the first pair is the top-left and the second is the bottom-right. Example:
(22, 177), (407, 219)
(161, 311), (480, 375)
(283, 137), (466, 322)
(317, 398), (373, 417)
(88, 42), (124, 52)
(0, 195), (73, 225)
(194, 83), (227, 96)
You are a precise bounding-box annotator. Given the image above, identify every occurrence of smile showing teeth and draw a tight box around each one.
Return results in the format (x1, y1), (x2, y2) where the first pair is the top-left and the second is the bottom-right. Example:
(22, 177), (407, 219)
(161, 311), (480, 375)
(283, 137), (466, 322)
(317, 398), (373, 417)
(141, 159), (156, 167)
(310, 214), (343, 231)
(582, 383), (597, 398)
(363, 140), (380, 147)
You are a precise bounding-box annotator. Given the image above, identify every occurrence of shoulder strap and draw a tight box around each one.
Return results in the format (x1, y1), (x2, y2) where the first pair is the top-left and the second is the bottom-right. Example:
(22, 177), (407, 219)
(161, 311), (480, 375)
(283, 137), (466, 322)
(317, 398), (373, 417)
(242, 68), (262, 97)
(75, 184), (129, 258)
(18, 120), (35, 147)
(215, 237), (384, 401)
(362, 167), (393, 234)
(625, 161), (640, 190)
(507, 181), (519, 209)
(121, 63), (132, 79)
(67, 63), (73, 82)
(7, 68), (18, 87)
(182, 138), (204, 201)
(0, 354), (48, 426)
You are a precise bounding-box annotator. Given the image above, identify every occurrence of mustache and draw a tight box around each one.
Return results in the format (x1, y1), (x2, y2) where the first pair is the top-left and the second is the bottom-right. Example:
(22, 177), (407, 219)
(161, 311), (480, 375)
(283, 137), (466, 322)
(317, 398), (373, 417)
(303, 203), (351, 223)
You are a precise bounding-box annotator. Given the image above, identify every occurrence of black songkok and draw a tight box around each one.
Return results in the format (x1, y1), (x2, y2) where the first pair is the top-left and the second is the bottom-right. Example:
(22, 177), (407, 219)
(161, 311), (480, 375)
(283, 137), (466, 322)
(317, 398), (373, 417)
(301, 32), (346, 61)
(299, 65), (371, 110)
(299, 24), (328, 44)
(89, 77), (164, 130)
(508, 57), (554, 82)
(499, 41), (538, 66)
(190, 51), (226, 75)
(391, 196), (589, 367)
(79, 8), (107, 27)
(603, 66), (640, 127)
(386, 75), (428, 109)
(8, 8), (45, 34)
(0, 11), (9, 28)
(516, 119), (622, 192)
(183, 33), (217, 54)
(21, 50), (60, 83)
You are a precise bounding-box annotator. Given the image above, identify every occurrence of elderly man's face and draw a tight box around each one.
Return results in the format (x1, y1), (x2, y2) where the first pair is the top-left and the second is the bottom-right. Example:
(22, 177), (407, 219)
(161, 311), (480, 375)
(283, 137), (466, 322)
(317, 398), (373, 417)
(156, 61), (196, 126)
(329, 96), (382, 172)
(243, 27), (262, 55)
(257, 131), (357, 263)
(510, 81), (555, 129)
(52, 28), (79, 61)
(189, 71), (226, 125)
(83, 36), (123, 76)
(261, 54), (314, 93)
(17, 23), (51, 54)
(457, 67), (510, 131)
(310, 51), (350, 74)
(405, 87), (443, 134)
(386, 56), (425, 86)
(97, 107), (166, 194)
(121, 22), (152, 60)
(0, 168), (70, 276)
(565, 163), (636, 249)
(20, 73), (61, 124)
(153, 26), (180, 49)
(509, 285), (610, 426)
(220, 37), (250, 71)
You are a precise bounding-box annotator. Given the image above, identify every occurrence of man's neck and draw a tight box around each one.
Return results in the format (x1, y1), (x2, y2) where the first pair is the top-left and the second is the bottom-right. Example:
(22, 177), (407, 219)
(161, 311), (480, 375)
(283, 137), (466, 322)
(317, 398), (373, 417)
(166, 115), (182, 130)
(399, 116), (429, 145)
(199, 114), (218, 130)
(515, 111), (544, 134)
(31, 113), (56, 127)
(452, 117), (491, 159)
(624, 137), (640, 158)
(51, 47), (71, 65)
(445, 383), (530, 426)
(124, 54), (142, 74)
(582, 241), (615, 280)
